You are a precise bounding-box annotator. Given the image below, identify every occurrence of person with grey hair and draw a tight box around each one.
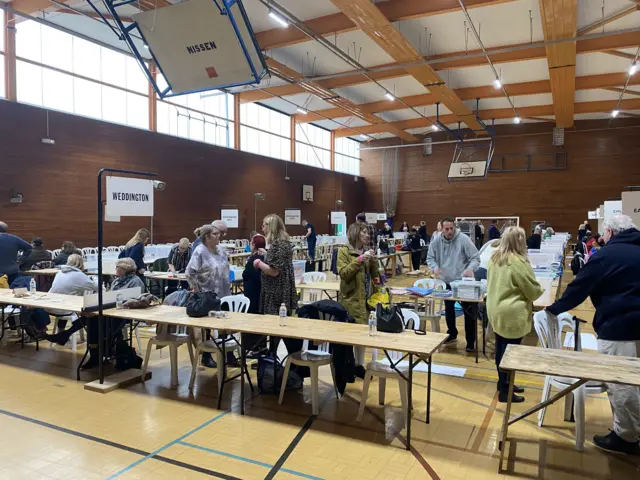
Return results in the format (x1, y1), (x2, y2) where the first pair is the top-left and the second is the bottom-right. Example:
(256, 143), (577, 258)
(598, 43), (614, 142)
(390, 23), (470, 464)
(527, 226), (542, 249)
(546, 214), (640, 455)
(0, 221), (32, 286)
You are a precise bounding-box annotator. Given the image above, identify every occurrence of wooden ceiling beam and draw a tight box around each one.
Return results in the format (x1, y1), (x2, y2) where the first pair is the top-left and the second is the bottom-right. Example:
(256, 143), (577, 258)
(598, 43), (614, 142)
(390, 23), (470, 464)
(238, 30), (640, 104)
(328, 0), (486, 134)
(539, 0), (578, 128)
(334, 97), (640, 137)
(255, 0), (516, 50)
(603, 87), (640, 97)
(294, 72), (639, 123)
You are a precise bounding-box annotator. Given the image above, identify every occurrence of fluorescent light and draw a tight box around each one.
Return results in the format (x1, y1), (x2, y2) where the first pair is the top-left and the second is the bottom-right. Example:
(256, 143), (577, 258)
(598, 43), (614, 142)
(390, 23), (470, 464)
(493, 79), (502, 89)
(268, 10), (288, 28)
(431, 125), (439, 131)
(612, 109), (620, 118)
(513, 116), (521, 124)
(296, 107), (307, 115)
(630, 63), (637, 75)
(384, 92), (395, 101)
(143, 44), (149, 49)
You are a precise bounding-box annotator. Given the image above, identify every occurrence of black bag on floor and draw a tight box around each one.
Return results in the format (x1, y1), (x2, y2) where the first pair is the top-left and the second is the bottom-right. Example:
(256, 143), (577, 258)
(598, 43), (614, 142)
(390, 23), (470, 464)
(375, 303), (405, 333)
(186, 291), (221, 317)
(115, 336), (143, 371)
(257, 354), (303, 393)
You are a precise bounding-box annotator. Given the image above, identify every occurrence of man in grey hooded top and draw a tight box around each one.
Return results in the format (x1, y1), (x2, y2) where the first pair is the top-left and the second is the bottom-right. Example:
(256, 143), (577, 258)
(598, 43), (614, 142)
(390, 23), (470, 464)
(427, 217), (480, 350)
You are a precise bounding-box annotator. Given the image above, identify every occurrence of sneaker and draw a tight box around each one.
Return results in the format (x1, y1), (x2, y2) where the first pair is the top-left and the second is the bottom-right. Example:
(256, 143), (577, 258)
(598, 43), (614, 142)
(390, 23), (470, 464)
(443, 336), (457, 346)
(498, 392), (525, 403)
(593, 431), (640, 456)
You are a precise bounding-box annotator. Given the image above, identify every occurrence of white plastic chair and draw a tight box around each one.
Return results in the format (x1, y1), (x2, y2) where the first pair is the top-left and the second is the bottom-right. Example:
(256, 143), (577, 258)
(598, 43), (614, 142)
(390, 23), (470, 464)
(301, 272), (327, 304)
(188, 295), (248, 391)
(49, 313), (85, 352)
(357, 314), (414, 427)
(52, 249), (61, 259)
(413, 278), (446, 332)
(141, 329), (194, 388)
(533, 311), (605, 451)
(400, 308), (420, 331)
(279, 313), (339, 415)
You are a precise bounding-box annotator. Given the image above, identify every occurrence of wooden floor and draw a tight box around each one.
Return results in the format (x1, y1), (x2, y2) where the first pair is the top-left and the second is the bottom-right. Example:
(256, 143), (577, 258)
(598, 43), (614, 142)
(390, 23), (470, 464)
(0, 272), (638, 479)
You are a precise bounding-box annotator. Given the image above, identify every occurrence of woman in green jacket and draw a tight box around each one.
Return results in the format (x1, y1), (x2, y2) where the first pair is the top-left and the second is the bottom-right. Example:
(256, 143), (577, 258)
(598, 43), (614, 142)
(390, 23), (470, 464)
(337, 222), (380, 377)
(487, 226), (544, 403)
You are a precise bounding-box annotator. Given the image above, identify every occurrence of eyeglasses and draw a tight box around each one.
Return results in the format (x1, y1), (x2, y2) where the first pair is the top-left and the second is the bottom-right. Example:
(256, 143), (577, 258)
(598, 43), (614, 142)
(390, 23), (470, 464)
(211, 227), (227, 238)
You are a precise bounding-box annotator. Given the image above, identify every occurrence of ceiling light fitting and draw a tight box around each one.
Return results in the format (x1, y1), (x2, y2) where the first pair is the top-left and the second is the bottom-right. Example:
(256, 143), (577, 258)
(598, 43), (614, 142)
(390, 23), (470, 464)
(432, 125), (439, 131)
(630, 63), (637, 76)
(513, 116), (521, 124)
(612, 110), (620, 118)
(493, 79), (502, 89)
(268, 10), (288, 28)
(296, 107), (307, 114)
(384, 92), (395, 101)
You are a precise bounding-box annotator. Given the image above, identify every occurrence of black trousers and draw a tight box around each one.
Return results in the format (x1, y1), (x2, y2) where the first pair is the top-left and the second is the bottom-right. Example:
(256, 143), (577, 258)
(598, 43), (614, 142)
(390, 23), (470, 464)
(495, 333), (522, 392)
(308, 240), (316, 261)
(411, 251), (421, 271)
(444, 291), (477, 348)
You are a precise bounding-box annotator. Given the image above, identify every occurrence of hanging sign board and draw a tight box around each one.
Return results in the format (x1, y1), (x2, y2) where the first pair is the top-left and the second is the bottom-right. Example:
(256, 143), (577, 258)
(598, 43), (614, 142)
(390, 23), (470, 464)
(331, 211), (346, 225)
(377, 213), (387, 221)
(221, 209), (239, 228)
(365, 213), (377, 224)
(106, 177), (154, 217)
(622, 191), (640, 226)
(587, 210), (598, 219)
(604, 200), (622, 222)
(284, 209), (301, 226)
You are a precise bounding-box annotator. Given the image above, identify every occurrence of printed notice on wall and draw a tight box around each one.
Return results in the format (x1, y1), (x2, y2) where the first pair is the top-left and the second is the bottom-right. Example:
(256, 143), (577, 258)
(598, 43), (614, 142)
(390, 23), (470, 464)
(284, 209), (301, 225)
(106, 177), (154, 217)
(221, 209), (239, 229)
(622, 191), (640, 226)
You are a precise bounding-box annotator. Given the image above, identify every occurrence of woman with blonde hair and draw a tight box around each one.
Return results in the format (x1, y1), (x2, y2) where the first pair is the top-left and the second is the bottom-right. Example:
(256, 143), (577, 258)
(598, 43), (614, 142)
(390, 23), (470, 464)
(118, 228), (150, 276)
(337, 222), (380, 377)
(487, 226), (544, 403)
(254, 214), (297, 315)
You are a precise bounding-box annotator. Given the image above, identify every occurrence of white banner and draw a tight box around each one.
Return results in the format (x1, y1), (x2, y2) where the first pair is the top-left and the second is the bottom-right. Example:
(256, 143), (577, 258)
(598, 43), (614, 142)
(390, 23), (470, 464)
(377, 213), (387, 221)
(134, 0), (265, 94)
(284, 209), (301, 225)
(604, 200), (622, 222)
(331, 211), (346, 225)
(221, 209), (239, 228)
(365, 213), (377, 224)
(622, 191), (640, 226)
(106, 177), (154, 217)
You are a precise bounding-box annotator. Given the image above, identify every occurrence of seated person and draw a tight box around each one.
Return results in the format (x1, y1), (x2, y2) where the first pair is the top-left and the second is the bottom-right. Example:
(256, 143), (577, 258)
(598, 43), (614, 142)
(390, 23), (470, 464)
(21, 237), (52, 270)
(166, 237), (191, 295)
(54, 241), (81, 266)
(527, 226), (542, 250)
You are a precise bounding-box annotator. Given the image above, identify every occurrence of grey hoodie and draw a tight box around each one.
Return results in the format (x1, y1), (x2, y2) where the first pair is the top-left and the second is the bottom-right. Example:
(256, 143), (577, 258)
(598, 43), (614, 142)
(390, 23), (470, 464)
(50, 266), (98, 296)
(427, 229), (480, 284)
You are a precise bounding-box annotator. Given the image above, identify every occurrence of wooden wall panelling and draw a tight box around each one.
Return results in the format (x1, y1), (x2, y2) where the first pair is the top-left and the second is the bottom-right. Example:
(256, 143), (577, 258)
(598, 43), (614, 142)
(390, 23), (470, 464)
(360, 120), (640, 234)
(0, 101), (365, 247)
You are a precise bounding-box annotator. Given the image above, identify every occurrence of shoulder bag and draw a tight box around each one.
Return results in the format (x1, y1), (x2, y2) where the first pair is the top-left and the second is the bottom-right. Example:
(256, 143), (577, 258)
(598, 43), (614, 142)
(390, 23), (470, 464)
(186, 291), (221, 317)
(375, 303), (405, 333)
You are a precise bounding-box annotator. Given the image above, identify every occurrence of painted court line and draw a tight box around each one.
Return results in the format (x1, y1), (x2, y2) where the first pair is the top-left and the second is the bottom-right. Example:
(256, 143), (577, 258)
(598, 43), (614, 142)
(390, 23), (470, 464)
(106, 411), (230, 479)
(178, 441), (325, 480)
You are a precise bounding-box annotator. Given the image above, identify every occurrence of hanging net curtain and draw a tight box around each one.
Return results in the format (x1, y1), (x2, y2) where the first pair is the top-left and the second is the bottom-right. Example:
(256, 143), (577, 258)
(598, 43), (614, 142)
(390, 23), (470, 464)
(381, 148), (399, 218)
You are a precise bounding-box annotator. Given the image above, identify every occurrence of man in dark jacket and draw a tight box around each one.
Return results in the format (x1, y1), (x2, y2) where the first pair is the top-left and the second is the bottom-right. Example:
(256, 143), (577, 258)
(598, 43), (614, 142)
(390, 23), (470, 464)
(21, 237), (52, 271)
(0, 222), (32, 285)
(488, 219), (501, 240)
(546, 215), (640, 456)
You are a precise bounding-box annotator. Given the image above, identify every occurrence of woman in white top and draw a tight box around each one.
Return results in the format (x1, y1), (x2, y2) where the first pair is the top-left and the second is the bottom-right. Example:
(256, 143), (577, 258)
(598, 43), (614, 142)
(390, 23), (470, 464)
(431, 221), (443, 241)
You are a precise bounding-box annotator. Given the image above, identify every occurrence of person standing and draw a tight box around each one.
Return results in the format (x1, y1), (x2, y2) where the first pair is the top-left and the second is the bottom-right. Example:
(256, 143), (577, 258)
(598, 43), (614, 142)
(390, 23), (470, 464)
(545, 215), (640, 455)
(427, 217), (480, 350)
(408, 227), (422, 271)
(302, 219), (317, 262)
(488, 220), (501, 240)
(0, 222), (31, 286)
(337, 222), (380, 378)
(431, 221), (443, 240)
(399, 222), (409, 233)
(474, 222), (483, 249)
(356, 213), (377, 252)
(486, 227), (543, 403)
(119, 228), (151, 277)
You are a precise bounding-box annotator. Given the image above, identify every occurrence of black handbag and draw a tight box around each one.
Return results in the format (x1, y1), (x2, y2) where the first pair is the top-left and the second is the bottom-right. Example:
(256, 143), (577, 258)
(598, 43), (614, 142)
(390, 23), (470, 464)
(375, 303), (405, 333)
(185, 291), (221, 317)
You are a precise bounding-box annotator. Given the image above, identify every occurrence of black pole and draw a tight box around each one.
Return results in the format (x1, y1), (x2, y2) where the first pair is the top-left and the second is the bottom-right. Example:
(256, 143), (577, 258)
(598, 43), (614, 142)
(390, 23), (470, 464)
(97, 168), (157, 384)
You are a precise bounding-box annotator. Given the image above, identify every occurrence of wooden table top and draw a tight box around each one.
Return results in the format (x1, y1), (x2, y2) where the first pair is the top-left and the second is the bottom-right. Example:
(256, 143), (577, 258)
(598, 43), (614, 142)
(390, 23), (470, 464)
(144, 272), (187, 281)
(24, 268), (61, 276)
(228, 252), (251, 259)
(500, 344), (640, 387)
(103, 305), (448, 355)
(296, 281), (341, 292)
(0, 289), (86, 313)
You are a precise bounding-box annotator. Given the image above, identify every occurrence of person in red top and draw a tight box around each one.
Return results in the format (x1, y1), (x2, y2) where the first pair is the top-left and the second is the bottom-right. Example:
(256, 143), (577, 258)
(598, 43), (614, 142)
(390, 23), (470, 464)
(586, 232), (601, 251)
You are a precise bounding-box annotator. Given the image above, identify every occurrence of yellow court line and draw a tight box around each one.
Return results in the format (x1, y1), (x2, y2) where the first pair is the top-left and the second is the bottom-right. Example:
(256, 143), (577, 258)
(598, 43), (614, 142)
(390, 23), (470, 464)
(464, 371), (546, 387)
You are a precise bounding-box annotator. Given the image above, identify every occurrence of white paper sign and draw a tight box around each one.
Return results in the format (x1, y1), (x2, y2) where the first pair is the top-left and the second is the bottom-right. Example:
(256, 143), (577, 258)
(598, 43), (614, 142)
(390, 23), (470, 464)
(284, 209), (301, 225)
(365, 213), (377, 224)
(587, 210), (598, 219)
(106, 177), (154, 217)
(622, 191), (640, 226)
(221, 209), (239, 229)
(604, 200), (622, 222)
(331, 211), (346, 225)
(377, 213), (387, 221)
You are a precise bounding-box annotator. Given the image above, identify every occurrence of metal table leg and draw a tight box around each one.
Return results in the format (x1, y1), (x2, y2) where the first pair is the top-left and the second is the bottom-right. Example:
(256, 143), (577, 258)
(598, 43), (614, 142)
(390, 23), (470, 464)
(498, 371), (516, 471)
(426, 356), (432, 424)
(406, 353), (413, 451)
(217, 339), (227, 410)
(240, 333), (245, 415)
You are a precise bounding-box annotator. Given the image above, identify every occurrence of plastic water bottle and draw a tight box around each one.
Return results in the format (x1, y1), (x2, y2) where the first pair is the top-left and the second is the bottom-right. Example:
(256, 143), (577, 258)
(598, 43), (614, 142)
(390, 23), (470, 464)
(29, 278), (36, 294)
(368, 311), (377, 336)
(116, 293), (124, 309)
(279, 303), (287, 327)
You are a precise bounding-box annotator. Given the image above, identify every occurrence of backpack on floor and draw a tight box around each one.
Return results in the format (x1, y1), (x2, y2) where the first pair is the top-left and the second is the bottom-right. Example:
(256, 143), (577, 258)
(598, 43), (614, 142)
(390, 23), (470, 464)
(257, 354), (303, 393)
(114, 336), (143, 371)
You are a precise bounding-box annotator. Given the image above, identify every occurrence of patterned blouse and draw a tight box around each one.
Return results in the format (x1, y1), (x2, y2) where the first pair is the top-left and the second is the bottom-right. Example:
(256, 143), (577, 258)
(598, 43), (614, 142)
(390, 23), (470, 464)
(259, 239), (298, 315)
(185, 244), (231, 298)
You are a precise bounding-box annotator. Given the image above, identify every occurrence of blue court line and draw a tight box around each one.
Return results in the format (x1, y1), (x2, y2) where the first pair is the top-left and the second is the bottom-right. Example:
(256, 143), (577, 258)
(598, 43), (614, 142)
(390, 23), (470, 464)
(177, 441), (325, 480)
(106, 411), (230, 479)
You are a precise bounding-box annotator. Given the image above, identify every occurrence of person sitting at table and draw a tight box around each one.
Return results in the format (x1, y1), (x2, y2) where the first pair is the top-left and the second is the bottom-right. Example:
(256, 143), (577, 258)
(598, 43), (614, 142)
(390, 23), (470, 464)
(166, 238), (192, 295)
(118, 228), (150, 277)
(337, 222), (380, 379)
(545, 215), (640, 455)
(0, 221), (31, 286)
(21, 237), (52, 271)
(486, 227), (543, 404)
(186, 221), (231, 369)
(54, 241), (80, 266)
(526, 226), (542, 250)
(399, 221), (409, 233)
(586, 232), (601, 251)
